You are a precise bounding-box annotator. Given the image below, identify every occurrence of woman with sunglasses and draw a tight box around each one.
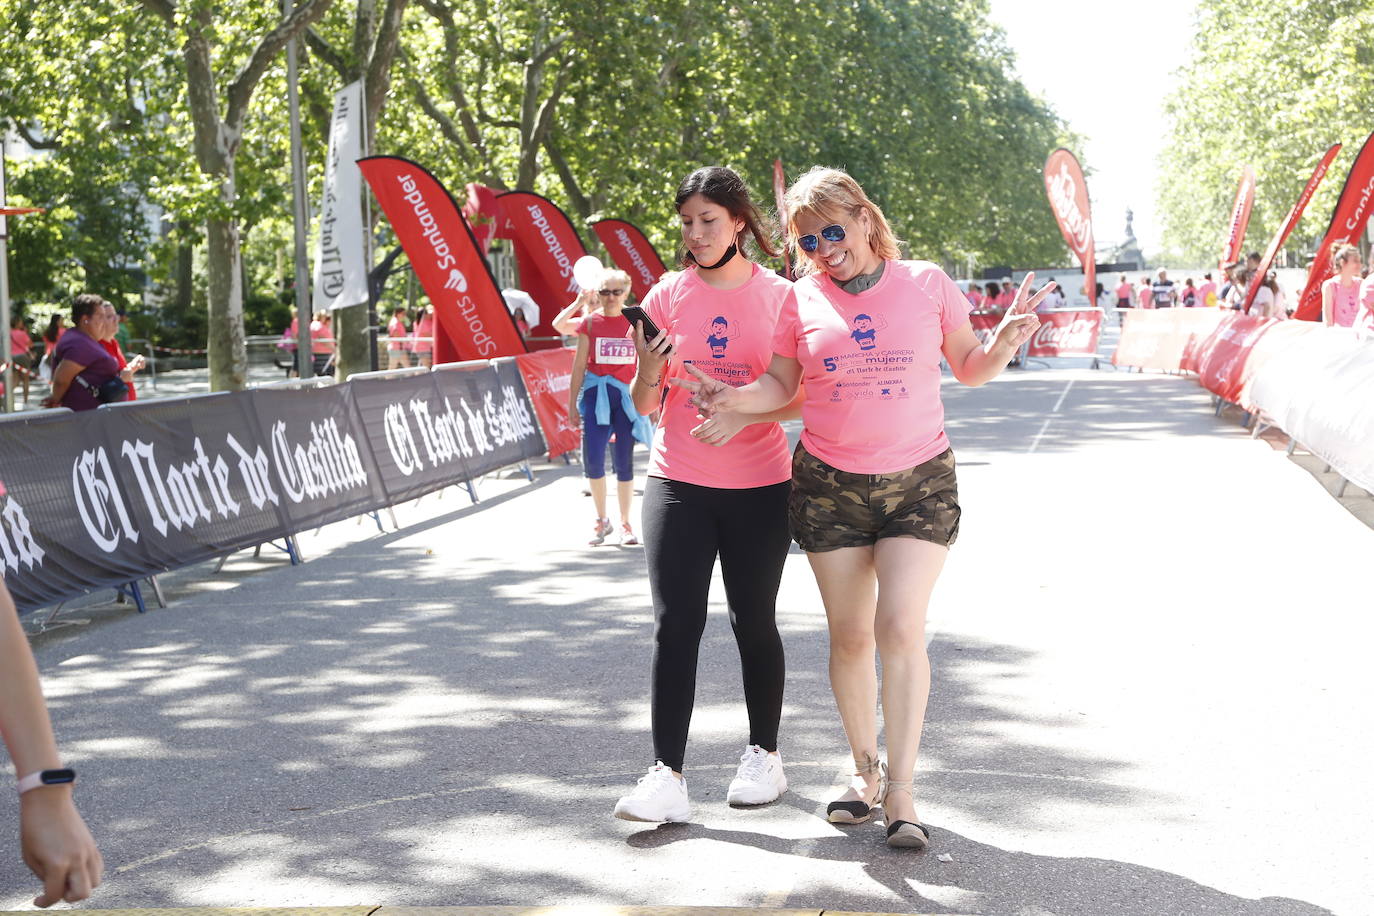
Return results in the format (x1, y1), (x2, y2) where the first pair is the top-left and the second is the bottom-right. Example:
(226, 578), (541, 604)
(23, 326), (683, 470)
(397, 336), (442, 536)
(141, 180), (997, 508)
(612, 166), (799, 823)
(678, 166), (1050, 849)
(568, 268), (653, 546)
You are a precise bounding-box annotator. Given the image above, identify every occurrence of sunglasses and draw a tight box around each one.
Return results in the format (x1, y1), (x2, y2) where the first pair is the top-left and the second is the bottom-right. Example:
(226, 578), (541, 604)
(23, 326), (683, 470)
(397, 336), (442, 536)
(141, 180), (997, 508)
(797, 224), (847, 253)
(599, 288), (628, 296)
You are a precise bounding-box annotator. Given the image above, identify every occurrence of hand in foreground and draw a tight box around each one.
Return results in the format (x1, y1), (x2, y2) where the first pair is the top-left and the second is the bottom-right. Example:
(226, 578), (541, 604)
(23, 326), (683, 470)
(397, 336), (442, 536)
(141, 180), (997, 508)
(991, 273), (1051, 352)
(630, 322), (672, 382)
(690, 408), (748, 447)
(20, 789), (103, 907)
(669, 362), (737, 414)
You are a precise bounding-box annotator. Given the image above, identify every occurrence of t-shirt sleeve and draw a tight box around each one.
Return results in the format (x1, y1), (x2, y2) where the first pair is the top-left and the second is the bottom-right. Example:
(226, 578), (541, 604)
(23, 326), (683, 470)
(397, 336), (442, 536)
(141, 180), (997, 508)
(577, 316), (592, 339)
(770, 290), (801, 358)
(936, 269), (973, 333)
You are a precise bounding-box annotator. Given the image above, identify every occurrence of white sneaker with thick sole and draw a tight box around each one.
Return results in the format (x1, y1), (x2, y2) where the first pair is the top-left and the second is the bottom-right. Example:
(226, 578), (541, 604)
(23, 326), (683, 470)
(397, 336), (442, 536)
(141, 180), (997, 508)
(613, 761), (691, 822)
(726, 744), (787, 806)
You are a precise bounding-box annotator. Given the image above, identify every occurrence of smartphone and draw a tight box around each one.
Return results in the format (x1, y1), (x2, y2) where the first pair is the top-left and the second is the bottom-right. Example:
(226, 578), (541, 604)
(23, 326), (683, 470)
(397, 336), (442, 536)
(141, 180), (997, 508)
(622, 306), (672, 355)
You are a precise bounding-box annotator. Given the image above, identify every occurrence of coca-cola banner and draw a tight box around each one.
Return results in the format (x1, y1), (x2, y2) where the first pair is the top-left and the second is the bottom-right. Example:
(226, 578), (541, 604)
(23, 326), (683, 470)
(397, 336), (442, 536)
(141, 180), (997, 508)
(592, 219), (668, 302)
(1043, 149), (1095, 306)
(1193, 312), (1277, 403)
(1220, 165), (1256, 269)
(513, 348), (580, 460)
(0, 364), (550, 615)
(969, 310), (999, 348)
(359, 156), (526, 362)
(498, 190), (589, 340)
(1242, 143), (1342, 313)
(1026, 309), (1103, 358)
(1294, 132), (1374, 320)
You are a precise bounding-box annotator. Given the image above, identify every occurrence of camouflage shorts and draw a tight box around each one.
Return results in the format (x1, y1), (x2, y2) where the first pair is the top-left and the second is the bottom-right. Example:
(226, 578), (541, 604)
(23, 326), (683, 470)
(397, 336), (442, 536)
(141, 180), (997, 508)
(787, 444), (960, 552)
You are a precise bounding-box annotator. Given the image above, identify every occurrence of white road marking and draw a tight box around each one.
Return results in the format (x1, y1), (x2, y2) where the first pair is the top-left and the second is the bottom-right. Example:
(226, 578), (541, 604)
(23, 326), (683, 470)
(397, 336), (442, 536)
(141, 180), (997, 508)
(1028, 379), (1075, 453)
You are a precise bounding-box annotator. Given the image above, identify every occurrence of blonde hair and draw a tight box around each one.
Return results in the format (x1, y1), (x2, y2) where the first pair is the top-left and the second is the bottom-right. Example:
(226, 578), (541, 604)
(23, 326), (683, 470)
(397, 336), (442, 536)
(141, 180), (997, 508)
(600, 268), (632, 289)
(784, 166), (902, 275)
(1330, 242), (1360, 273)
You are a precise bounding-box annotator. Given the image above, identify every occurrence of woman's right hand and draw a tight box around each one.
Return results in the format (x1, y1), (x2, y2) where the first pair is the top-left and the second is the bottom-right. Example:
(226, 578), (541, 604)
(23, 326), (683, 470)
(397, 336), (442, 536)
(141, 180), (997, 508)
(632, 322), (671, 382)
(671, 362), (738, 413)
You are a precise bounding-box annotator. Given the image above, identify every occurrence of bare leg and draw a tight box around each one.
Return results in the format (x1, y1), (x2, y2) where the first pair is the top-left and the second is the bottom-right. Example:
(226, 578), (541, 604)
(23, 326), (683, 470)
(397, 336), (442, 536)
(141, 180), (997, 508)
(872, 537), (947, 826)
(617, 479), (634, 525)
(806, 546), (881, 803)
(588, 476), (608, 522)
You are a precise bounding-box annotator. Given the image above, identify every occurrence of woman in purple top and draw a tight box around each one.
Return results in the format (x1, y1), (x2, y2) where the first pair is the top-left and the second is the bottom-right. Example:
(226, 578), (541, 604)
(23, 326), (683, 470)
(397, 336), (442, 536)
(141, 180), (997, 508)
(41, 294), (124, 412)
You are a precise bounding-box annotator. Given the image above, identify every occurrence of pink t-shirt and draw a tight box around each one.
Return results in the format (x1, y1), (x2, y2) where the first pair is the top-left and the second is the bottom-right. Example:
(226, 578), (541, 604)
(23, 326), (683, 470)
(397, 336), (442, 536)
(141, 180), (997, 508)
(1356, 276), (1374, 335)
(387, 316), (409, 351)
(1198, 281), (1218, 305)
(771, 260), (971, 475)
(643, 264), (793, 489)
(1114, 282), (1133, 301)
(1137, 286), (1154, 309)
(413, 314), (435, 354)
(1324, 276), (1361, 327)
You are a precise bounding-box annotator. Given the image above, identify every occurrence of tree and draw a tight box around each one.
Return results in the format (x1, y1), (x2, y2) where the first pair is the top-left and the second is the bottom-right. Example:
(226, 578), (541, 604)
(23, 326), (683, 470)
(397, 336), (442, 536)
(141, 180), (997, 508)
(138, 0), (334, 391)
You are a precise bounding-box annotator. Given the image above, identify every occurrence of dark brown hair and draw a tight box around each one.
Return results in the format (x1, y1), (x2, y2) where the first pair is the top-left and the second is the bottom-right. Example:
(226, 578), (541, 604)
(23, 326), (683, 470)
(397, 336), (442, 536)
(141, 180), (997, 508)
(674, 166), (779, 268)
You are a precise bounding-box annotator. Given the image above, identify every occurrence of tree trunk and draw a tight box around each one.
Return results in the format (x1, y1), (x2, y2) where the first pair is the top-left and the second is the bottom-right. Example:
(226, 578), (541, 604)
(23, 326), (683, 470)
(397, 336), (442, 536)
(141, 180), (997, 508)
(206, 212), (248, 390)
(333, 303), (371, 379)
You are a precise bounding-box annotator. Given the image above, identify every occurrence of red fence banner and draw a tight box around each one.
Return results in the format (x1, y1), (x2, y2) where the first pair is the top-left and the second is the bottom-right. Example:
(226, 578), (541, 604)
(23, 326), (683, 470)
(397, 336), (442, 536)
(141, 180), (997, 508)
(359, 156), (526, 362)
(1242, 143), (1342, 313)
(592, 219), (668, 302)
(1043, 148), (1095, 306)
(1220, 165), (1256, 269)
(513, 347), (580, 460)
(497, 191), (589, 344)
(969, 310), (1000, 347)
(1026, 309), (1103, 357)
(774, 158), (792, 280)
(1194, 312), (1276, 402)
(1294, 132), (1374, 321)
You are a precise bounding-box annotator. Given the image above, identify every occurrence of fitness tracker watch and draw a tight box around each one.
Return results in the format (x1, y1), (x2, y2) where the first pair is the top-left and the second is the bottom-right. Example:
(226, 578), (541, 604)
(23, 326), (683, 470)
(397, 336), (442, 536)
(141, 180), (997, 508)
(17, 768), (76, 795)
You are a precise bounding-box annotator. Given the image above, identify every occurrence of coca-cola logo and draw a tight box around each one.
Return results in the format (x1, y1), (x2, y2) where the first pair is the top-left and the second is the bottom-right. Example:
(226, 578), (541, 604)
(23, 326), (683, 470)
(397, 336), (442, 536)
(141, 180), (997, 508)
(1031, 315), (1099, 355)
(1047, 161), (1093, 253)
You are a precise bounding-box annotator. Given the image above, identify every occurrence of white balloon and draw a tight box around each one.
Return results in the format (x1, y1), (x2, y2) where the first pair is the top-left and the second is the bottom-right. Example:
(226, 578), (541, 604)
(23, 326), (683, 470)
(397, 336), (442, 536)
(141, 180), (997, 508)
(572, 255), (603, 291)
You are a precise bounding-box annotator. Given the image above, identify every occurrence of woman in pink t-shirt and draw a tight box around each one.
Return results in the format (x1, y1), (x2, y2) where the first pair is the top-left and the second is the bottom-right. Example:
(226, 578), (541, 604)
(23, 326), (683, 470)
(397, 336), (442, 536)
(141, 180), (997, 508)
(609, 166), (799, 824)
(412, 305), (435, 367)
(386, 306), (411, 370)
(1321, 243), (1363, 328)
(680, 167), (1050, 851)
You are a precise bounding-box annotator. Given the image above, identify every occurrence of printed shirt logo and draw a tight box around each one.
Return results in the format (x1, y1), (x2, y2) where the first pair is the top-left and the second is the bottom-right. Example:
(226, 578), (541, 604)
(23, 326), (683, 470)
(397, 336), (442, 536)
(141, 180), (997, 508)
(701, 315), (740, 358)
(849, 313), (888, 350)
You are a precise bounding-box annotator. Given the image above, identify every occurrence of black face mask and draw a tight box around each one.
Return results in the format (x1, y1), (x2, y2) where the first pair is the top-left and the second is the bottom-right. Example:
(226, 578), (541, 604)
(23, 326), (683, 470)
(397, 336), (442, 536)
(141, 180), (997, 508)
(688, 243), (739, 271)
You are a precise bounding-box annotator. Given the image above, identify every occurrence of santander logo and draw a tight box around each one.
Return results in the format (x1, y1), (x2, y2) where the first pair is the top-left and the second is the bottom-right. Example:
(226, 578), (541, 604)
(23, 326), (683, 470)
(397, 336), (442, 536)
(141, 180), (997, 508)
(445, 268), (469, 293)
(1342, 172), (1374, 233)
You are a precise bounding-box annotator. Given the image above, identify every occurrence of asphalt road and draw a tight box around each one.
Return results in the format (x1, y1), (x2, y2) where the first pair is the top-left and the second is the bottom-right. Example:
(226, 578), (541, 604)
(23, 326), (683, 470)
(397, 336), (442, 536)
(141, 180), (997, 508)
(1, 359), (1370, 915)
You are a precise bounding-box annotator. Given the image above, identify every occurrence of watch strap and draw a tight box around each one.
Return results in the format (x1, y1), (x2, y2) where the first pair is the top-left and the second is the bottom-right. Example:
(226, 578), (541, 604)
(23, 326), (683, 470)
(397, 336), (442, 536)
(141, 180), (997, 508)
(17, 768), (76, 795)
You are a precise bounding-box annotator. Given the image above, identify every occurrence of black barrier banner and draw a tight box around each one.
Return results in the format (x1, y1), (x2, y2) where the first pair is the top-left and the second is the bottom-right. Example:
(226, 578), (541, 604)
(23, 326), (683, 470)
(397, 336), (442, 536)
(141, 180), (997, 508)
(0, 363), (549, 615)
(348, 371), (475, 505)
(429, 364), (543, 479)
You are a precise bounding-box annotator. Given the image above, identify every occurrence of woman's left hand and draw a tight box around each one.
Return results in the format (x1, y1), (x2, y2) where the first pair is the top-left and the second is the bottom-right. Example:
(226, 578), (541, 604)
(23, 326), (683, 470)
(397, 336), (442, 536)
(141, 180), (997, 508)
(689, 409), (748, 447)
(992, 273), (1052, 352)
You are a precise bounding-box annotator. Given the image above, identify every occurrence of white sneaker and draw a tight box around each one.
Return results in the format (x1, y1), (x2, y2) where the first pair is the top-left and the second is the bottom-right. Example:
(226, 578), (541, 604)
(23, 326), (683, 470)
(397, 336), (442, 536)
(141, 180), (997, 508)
(613, 761), (691, 822)
(726, 744), (787, 806)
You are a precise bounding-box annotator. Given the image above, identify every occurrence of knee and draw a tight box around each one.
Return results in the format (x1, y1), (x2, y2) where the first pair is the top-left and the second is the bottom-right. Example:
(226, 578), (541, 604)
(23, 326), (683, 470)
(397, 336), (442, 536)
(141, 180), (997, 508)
(875, 617), (927, 658)
(829, 624), (876, 660)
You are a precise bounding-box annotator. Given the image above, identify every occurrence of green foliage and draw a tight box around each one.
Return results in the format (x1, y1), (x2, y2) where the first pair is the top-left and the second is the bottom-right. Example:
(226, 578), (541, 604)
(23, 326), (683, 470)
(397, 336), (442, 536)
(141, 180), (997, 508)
(1159, 1), (1374, 264)
(2, 0), (1074, 363)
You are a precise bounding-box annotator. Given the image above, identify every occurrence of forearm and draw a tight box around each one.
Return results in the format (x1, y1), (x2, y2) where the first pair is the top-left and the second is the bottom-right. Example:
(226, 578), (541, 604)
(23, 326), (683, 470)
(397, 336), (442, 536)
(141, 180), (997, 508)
(567, 367), (586, 417)
(956, 339), (1019, 387)
(741, 388), (804, 424)
(729, 372), (794, 414)
(630, 372), (662, 415)
(0, 591), (62, 777)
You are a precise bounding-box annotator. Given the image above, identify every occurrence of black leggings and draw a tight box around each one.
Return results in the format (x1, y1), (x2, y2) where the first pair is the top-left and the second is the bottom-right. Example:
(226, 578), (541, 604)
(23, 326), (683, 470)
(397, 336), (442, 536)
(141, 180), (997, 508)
(641, 476), (792, 772)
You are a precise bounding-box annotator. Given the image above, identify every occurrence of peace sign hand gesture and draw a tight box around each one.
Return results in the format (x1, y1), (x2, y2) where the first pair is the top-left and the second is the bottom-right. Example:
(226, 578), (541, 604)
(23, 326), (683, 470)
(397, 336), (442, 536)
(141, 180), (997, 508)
(991, 272), (1052, 352)
(670, 362), (738, 416)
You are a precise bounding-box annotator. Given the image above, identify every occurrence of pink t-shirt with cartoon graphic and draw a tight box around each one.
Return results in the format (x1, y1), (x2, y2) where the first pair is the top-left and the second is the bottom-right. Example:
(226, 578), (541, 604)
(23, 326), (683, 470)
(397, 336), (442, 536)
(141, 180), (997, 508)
(771, 260), (972, 475)
(643, 264), (793, 489)
(1323, 276), (1361, 327)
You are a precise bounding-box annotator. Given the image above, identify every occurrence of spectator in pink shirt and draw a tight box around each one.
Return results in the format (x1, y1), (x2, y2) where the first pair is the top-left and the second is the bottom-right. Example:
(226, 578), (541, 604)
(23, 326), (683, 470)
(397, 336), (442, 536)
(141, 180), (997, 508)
(412, 305), (435, 368)
(1322, 243), (1363, 328)
(386, 306), (411, 370)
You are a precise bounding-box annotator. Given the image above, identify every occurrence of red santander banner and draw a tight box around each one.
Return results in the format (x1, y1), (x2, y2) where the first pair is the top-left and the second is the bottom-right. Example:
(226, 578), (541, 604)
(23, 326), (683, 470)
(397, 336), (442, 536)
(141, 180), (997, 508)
(359, 156), (525, 361)
(498, 190), (588, 301)
(1043, 149), (1095, 306)
(513, 348), (580, 460)
(1026, 309), (1103, 358)
(1242, 143), (1342, 314)
(592, 219), (668, 302)
(1294, 132), (1374, 321)
(1220, 165), (1256, 269)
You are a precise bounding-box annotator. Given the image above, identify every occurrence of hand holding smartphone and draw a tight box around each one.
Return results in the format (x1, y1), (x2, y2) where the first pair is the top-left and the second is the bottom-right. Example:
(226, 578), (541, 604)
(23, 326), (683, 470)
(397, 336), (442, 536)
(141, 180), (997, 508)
(623, 306), (673, 357)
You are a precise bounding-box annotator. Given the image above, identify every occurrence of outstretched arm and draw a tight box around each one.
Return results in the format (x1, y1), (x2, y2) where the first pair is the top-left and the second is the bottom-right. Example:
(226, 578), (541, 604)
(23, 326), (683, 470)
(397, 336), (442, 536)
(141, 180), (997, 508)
(943, 273), (1052, 387)
(0, 585), (103, 906)
(673, 353), (801, 415)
